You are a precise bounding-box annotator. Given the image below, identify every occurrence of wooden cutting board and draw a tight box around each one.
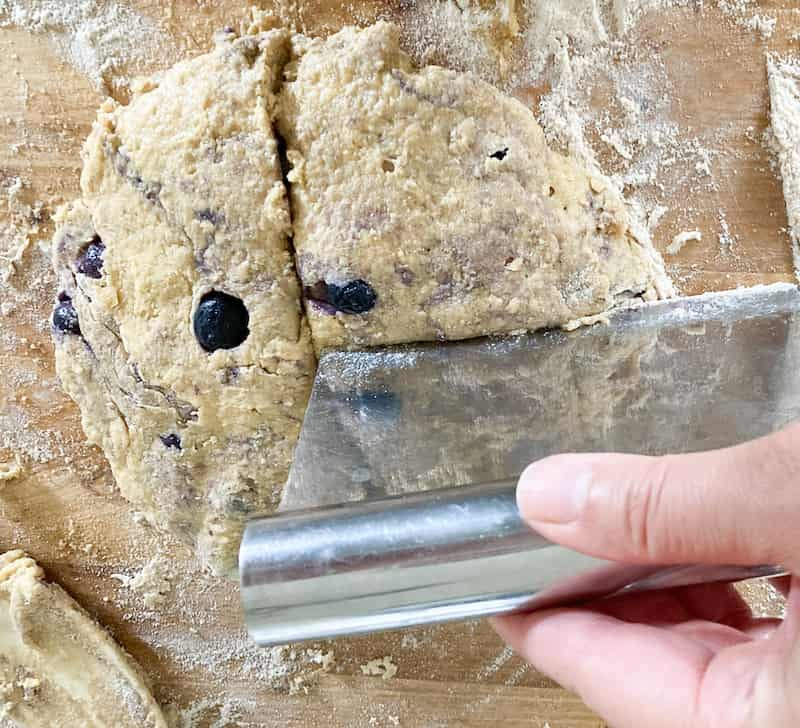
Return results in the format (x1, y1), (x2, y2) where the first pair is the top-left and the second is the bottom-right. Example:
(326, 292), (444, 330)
(0, 2), (796, 726)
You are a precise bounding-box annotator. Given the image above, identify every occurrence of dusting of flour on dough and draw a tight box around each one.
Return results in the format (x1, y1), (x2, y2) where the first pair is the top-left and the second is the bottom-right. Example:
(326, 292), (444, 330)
(394, 0), (519, 83)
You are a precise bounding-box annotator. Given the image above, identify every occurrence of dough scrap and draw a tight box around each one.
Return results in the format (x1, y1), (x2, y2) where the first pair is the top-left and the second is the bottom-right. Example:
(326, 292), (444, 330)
(0, 550), (166, 727)
(278, 22), (672, 352)
(767, 55), (800, 281)
(52, 30), (315, 575)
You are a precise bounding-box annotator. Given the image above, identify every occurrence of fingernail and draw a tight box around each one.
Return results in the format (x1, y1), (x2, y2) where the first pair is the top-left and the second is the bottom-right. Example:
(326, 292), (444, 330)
(517, 457), (592, 524)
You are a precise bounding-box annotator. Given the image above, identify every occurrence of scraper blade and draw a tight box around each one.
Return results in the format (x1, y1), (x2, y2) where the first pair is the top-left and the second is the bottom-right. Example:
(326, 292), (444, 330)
(240, 283), (799, 645)
(282, 283), (800, 510)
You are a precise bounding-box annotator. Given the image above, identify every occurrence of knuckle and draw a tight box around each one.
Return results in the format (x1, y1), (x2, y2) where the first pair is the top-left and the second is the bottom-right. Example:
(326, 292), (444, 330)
(770, 425), (800, 485)
(621, 457), (670, 560)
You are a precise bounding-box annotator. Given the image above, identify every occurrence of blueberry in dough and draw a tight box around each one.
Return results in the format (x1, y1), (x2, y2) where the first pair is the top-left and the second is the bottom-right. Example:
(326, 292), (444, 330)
(52, 296), (81, 336)
(76, 236), (106, 278)
(159, 433), (181, 449)
(331, 280), (377, 314)
(193, 291), (250, 352)
(305, 279), (377, 315)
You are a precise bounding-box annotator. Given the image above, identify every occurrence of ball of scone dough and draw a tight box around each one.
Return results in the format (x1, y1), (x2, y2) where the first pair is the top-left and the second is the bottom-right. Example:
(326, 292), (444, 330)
(278, 22), (673, 352)
(51, 29), (315, 576)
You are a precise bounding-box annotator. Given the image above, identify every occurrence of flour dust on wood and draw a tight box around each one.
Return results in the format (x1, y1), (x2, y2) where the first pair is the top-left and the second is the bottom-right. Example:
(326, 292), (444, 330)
(0, 0), (174, 92)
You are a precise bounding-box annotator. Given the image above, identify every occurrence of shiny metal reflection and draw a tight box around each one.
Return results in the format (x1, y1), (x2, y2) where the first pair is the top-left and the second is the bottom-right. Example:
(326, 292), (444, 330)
(241, 284), (799, 645)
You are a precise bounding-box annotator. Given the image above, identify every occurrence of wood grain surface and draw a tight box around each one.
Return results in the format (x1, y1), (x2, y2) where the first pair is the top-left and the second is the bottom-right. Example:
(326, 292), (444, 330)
(0, 1), (797, 725)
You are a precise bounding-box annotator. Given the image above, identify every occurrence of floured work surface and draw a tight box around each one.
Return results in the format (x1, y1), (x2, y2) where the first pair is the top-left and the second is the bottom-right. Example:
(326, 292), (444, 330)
(0, 1), (797, 726)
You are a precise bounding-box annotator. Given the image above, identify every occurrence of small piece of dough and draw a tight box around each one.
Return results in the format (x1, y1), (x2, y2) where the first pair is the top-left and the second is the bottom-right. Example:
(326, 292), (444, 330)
(0, 458), (22, 483)
(0, 550), (166, 727)
(278, 22), (672, 351)
(666, 230), (702, 256)
(767, 55), (800, 281)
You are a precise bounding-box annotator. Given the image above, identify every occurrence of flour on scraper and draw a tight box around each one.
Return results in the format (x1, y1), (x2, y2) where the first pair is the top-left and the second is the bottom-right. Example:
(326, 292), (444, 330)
(51, 30), (315, 575)
(0, 550), (166, 727)
(278, 22), (673, 351)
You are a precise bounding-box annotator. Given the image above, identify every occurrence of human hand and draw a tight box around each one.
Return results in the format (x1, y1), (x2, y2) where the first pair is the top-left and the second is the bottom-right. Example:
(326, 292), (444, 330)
(492, 423), (800, 728)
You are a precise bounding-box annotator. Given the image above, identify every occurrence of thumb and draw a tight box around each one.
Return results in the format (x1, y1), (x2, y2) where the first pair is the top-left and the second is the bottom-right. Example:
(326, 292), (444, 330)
(517, 423), (800, 570)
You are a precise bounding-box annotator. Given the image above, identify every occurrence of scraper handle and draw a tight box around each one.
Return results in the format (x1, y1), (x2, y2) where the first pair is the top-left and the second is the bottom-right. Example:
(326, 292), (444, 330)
(239, 481), (783, 646)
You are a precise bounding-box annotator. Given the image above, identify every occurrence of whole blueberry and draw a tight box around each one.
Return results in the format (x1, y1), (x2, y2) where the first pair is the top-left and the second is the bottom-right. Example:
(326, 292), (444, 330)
(160, 433), (181, 449)
(329, 279), (377, 314)
(52, 296), (81, 336)
(193, 291), (249, 352)
(76, 236), (105, 278)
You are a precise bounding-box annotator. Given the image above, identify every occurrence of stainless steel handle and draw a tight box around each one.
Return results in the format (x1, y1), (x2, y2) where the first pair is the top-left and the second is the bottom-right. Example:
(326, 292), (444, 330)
(240, 481), (783, 646)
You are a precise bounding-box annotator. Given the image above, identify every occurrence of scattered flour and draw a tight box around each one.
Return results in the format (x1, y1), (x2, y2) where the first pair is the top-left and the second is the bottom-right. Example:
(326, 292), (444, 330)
(360, 656), (398, 680)
(511, 0), (693, 87)
(744, 14), (777, 40)
(717, 210), (737, 253)
(0, 0), (173, 92)
(476, 645), (514, 679)
(163, 697), (247, 728)
(718, 0), (777, 39)
(648, 204), (669, 231)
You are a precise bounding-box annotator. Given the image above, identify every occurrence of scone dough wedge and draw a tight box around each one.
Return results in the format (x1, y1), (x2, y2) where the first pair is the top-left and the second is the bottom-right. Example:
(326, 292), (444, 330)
(279, 22), (673, 351)
(0, 550), (166, 727)
(51, 30), (315, 575)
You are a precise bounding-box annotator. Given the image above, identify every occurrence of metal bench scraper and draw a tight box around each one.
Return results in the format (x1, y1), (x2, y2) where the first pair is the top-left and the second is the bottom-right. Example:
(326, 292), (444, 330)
(240, 284), (800, 646)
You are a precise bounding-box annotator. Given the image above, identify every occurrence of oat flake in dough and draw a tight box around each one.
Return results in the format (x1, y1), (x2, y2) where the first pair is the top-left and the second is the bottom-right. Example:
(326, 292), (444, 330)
(0, 550), (166, 727)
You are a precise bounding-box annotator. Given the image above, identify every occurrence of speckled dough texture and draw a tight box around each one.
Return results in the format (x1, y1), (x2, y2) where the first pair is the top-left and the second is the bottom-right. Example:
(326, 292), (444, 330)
(0, 550), (166, 727)
(278, 22), (672, 351)
(52, 30), (315, 576)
